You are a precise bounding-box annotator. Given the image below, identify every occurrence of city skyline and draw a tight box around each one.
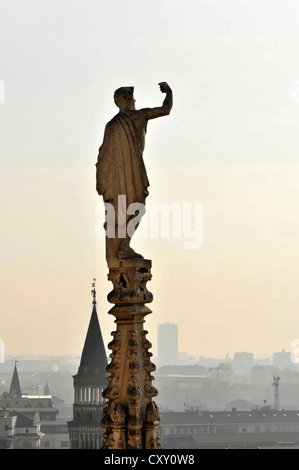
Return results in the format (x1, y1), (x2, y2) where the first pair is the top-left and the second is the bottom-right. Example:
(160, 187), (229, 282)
(1, 1), (299, 359)
(2, 340), (296, 367)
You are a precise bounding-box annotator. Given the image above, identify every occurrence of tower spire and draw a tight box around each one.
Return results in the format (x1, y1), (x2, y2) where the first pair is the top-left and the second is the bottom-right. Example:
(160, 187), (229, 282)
(9, 360), (22, 399)
(77, 279), (107, 377)
(91, 278), (97, 305)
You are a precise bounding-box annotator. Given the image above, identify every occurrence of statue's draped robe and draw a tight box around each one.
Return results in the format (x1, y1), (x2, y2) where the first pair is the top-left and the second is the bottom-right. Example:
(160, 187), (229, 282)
(96, 112), (149, 209)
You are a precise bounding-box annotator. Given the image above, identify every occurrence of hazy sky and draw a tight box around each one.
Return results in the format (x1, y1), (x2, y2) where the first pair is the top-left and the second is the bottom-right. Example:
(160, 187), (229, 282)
(1, 0), (299, 360)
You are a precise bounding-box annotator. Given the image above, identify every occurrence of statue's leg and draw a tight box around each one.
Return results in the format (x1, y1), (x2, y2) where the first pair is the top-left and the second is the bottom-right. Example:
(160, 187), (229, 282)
(105, 197), (144, 264)
(105, 198), (122, 267)
(118, 215), (143, 259)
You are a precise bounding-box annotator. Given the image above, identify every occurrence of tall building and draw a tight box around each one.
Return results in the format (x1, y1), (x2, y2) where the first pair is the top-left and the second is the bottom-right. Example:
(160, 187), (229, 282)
(233, 352), (254, 369)
(273, 349), (292, 369)
(158, 322), (178, 367)
(67, 281), (108, 449)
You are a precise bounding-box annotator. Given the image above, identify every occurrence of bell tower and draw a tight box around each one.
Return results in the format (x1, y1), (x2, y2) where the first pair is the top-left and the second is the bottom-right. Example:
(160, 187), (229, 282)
(68, 279), (108, 449)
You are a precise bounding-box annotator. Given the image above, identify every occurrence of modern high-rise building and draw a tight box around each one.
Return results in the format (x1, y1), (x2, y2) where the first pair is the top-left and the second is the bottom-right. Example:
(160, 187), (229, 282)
(67, 281), (108, 449)
(233, 352), (254, 369)
(272, 349), (292, 369)
(157, 322), (178, 367)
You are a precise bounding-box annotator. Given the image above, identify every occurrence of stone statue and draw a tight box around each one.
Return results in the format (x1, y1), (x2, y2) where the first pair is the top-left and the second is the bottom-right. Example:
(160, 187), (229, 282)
(96, 82), (173, 267)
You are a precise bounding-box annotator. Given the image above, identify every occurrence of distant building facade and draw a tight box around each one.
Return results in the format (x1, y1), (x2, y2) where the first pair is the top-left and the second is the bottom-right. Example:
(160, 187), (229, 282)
(233, 352), (254, 369)
(0, 408), (44, 449)
(0, 362), (68, 449)
(155, 365), (230, 411)
(273, 349), (292, 369)
(160, 409), (299, 449)
(158, 322), (178, 367)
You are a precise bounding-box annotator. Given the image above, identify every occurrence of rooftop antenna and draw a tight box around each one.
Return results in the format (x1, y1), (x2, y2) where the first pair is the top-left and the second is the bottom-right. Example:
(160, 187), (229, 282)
(273, 372), (280, 411)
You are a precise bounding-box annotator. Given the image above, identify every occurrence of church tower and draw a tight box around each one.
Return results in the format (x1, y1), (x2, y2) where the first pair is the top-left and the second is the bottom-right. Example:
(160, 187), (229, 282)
(68, 280), (108, 449)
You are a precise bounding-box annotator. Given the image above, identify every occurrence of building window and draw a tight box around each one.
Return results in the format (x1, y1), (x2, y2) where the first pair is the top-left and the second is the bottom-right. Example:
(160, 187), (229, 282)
(164, 427), (172, 436)
(61, 441), (68, 448)
(42, 426), (52, 434)
(255, 426), (260, 432)
(241, 427), (247, 433)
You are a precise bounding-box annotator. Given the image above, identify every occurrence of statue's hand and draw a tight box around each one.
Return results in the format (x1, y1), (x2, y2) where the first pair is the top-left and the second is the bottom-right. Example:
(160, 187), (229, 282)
(159, 82), (170, 93)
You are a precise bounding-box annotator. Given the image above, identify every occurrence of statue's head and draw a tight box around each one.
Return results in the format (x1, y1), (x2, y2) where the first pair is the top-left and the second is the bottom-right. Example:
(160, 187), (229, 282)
(114, 87), (135, 110)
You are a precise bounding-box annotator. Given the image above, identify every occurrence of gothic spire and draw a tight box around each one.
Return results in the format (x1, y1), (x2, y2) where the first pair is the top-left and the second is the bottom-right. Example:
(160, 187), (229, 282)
(9, 360), (22, 399)
(76, 279), (107, 377)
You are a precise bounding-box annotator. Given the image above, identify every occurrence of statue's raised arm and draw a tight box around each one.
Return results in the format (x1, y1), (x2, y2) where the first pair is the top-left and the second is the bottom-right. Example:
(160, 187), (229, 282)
(137, 82), (173, 121)
(159, 81), (173, 113)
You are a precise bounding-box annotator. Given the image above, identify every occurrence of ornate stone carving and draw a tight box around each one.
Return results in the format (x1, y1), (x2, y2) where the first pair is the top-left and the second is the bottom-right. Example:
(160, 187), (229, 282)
(143, 352), (156, 373)
(106, 361), (120, 376)
(101, 402), (113, 449)
(128, 409), (142, 431)
(129, 360), (141, 374)
(144, 382), (158, 399)
(110, 402), (126, 424)
(108, 402), (126, 450)
(144, 401), (162, 449)
(141, 330), (152, 349)
(127, 376), (142, 401)
(101, 402), (112, 429)
(102, 385), (119, 401)
(127, 402), (143, 449)
(101, 259), (161, 449)
(107, 265), (153, 305)
(146, 401), (160, 422)
(108, 331), (121, 351)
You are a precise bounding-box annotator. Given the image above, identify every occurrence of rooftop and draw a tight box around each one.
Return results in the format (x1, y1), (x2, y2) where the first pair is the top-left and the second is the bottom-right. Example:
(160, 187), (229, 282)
(160, 409), (299, 425)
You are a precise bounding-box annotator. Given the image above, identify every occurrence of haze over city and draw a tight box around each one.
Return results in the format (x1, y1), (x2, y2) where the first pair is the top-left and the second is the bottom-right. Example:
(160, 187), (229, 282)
(1, 0), (299, 360)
